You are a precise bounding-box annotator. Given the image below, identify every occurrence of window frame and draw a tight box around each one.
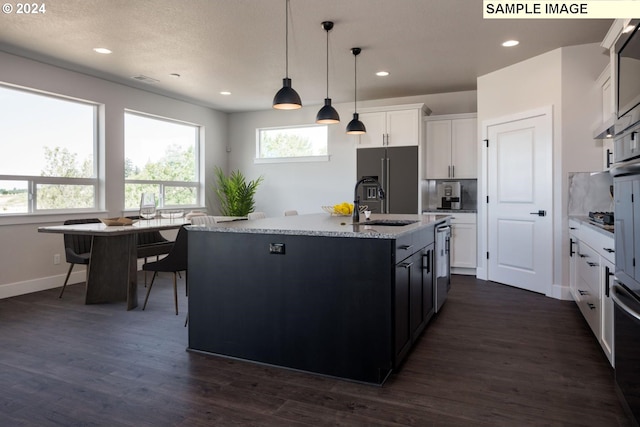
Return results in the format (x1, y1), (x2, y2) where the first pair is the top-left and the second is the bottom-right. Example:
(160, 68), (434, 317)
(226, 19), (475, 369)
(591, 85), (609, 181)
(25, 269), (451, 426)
(255, 123), (330, 163)
(0, 83), (100, 219)
(123, 110), (202, 211)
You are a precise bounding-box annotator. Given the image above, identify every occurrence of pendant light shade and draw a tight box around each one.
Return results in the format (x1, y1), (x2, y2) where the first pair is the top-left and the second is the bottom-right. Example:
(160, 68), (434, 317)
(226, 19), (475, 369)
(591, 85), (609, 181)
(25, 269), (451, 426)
(346, 47), (366, 134)
(273, 0), (302, 110)
(316, 21), (340, 124)
(346, 113), (366, 134)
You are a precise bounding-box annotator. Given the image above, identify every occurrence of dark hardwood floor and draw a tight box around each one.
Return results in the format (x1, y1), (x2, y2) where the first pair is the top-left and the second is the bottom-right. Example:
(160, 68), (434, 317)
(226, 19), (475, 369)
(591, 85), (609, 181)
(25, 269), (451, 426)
(0, 274), (631, 426)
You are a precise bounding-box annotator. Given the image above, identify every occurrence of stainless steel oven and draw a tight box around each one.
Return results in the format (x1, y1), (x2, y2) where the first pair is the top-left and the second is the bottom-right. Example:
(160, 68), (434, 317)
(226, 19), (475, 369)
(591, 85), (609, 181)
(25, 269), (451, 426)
(611, 281), (640, 427)
(611, 160), (640, 426)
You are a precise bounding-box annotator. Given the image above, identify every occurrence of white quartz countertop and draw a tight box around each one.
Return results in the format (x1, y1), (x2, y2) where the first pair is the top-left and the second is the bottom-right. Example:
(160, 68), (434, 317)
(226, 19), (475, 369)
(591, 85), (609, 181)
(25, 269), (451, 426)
(187, 213), (449, 239)
(568, 215), (614, 237)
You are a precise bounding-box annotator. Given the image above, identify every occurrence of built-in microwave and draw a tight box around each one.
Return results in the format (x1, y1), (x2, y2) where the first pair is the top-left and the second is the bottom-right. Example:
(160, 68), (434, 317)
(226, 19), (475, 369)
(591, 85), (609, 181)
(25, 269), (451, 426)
(615, 19), (640, 139)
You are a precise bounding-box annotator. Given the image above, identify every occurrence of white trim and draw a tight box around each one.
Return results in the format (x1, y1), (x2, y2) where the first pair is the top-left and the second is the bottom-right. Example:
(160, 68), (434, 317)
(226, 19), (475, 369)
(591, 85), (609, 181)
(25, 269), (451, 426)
(0, 269), (86, 300)
(359, 103), (430, 115)
(551, 283), (573, 301)
(424, 112), (477, 122)
(254, 155), (330, 164)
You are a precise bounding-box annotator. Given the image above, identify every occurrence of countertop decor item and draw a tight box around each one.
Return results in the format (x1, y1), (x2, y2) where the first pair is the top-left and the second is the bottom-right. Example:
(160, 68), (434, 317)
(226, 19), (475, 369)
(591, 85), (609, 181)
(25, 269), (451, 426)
(213, 166), (263, 217)
(100, 217), (137, 226)
(321, 203), (367, 216)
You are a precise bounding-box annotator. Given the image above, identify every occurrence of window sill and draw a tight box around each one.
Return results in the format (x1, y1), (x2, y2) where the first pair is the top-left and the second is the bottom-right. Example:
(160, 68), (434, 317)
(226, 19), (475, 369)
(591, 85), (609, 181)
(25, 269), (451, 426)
(254, 155), (330, 164)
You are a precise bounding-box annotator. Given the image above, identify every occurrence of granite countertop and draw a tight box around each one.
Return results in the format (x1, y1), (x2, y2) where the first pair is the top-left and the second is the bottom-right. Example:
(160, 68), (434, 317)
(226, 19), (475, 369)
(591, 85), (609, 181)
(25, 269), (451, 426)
(568, 215), (614, 237)
(187, 213), (449, 239)
(422, 209), (477, 214)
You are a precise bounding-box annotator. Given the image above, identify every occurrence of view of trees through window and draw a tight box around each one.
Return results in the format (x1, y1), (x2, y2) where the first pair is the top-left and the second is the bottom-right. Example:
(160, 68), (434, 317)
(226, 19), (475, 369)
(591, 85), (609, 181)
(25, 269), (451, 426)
(0, 85), (97, 214)
(258, 125), (328, 158)
(124, 112), (199, 210)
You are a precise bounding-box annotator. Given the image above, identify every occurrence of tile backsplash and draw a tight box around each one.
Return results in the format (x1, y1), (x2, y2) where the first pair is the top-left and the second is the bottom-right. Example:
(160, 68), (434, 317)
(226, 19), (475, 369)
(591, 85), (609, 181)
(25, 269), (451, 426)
(568, 172), (614, 215)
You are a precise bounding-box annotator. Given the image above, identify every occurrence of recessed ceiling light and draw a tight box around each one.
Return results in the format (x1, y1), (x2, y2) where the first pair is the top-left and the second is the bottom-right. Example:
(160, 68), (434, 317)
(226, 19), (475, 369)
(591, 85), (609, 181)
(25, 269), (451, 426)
(376, 71), (390, 77)
(93, 47), (112, 54)
(220, 91), (231, 96)
(502, 40), (519, 47)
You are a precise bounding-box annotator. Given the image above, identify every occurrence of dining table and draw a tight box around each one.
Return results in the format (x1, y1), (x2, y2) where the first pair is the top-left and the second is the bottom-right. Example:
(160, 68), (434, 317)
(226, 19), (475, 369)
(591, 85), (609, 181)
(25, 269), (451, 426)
(38, 217), (191, 310)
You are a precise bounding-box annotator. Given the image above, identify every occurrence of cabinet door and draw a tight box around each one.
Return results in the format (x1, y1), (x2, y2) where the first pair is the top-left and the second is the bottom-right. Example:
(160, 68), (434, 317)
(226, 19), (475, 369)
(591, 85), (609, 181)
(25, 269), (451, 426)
(422, 245), (435, 326)
(451, 118), (477, 178)
(425, 120), (452, 179)
(386, 109), (420, 147)
(358, 112), (386, 148)
(569, 234), (578, 299)
(614, 180), (634, 280)
(408, 251), (424, 341)
(394, 258), (411, 365)
(451, 223), (477, 268)
(601, 259), (615, 367)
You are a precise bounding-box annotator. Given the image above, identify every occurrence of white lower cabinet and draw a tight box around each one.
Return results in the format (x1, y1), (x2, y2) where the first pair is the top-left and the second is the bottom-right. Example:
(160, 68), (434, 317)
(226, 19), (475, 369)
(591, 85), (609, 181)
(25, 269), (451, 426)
(568, 218), (614, 366)
(451, 213), (476, 274)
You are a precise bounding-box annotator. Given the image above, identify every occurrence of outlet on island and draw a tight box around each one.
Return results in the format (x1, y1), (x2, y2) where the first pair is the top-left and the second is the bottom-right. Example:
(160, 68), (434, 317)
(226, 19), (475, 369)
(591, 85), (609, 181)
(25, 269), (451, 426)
(53, 253), (61, 265)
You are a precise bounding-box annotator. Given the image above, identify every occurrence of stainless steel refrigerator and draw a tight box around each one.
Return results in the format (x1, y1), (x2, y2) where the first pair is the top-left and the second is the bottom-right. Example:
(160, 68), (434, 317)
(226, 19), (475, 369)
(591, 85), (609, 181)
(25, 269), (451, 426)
(356, 146), (418, 214)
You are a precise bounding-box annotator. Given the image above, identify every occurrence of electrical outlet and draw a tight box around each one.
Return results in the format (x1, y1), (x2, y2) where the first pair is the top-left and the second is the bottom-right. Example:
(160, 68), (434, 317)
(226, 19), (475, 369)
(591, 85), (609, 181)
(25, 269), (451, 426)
(53, 254), (61, 265)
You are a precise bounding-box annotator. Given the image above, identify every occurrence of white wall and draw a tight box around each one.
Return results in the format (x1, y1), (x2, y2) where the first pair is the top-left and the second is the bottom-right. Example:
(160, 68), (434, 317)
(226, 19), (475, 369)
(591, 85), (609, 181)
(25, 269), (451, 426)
(477, 43), (608, 298)
(228, 91), (477, 217)
(0, 52), (228, 298)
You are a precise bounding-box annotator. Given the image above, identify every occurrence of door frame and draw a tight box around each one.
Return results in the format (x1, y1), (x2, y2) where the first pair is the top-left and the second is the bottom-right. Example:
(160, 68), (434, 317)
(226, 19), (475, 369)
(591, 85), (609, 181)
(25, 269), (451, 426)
(477, 106), (556, 297)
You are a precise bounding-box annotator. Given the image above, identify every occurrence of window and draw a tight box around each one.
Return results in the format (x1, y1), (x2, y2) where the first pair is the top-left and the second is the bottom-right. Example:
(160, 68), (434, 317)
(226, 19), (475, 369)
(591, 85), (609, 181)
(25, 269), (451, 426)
(256, 124), (328, 162)
(124, 112), (200, 210)
(0, 84), (98, 215)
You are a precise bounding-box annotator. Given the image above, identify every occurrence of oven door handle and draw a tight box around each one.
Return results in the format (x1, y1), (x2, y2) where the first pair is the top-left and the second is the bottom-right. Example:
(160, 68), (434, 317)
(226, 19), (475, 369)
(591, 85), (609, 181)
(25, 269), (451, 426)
(611, 282), (640, 322)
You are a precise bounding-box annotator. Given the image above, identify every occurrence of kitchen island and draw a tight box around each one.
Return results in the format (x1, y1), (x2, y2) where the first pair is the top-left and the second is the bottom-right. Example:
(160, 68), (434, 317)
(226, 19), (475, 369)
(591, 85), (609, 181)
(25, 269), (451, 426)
(187, 213), (449, 385)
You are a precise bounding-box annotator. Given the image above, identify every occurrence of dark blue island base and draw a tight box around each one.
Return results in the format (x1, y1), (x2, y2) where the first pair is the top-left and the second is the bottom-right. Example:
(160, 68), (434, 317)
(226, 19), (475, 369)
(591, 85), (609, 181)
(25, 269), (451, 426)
(186, 214), (445, 385)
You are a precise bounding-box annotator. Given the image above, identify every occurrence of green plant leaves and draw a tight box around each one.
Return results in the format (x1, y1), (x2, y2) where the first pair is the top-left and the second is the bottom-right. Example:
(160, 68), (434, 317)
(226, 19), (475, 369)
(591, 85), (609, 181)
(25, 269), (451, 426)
(213, 167), (263, 216)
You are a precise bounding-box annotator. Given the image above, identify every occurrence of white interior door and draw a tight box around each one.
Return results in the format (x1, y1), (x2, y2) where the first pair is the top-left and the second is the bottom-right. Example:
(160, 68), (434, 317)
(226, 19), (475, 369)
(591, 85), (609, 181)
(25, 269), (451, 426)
(487, 113), (552, 294)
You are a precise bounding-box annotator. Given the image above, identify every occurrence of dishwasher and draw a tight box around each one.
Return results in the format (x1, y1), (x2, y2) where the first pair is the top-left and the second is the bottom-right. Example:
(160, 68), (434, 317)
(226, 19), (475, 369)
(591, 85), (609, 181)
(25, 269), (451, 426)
(435, 224), (451, 313)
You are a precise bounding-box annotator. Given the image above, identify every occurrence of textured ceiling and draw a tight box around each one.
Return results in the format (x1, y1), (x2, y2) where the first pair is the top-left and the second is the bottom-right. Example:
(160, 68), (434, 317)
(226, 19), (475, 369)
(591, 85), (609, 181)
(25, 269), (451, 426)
(0, 0), (612, 112)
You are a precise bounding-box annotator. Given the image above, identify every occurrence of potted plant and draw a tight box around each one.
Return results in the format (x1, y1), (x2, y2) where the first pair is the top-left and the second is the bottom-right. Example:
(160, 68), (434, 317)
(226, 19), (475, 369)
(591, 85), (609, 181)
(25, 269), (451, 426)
(213, 166), (263, 216)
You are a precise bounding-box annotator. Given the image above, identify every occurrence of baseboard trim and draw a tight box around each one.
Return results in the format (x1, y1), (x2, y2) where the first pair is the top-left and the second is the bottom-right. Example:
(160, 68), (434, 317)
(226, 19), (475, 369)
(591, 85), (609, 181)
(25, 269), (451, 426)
(550, 284), (573, 301)
(0, 270), (86, 300)
(452, 267), (476, 276)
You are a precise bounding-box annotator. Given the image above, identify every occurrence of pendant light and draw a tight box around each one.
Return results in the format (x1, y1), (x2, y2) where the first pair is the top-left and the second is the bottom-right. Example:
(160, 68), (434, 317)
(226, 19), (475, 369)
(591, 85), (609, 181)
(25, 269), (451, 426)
(346, 47), (366, 134)
(273, 0), (302, 110)
(316, 21), (340, 124)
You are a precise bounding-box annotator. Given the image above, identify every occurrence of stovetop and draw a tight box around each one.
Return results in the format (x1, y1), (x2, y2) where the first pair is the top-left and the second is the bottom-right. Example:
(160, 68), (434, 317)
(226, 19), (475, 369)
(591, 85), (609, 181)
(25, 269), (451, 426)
(589, 211), (614, 227)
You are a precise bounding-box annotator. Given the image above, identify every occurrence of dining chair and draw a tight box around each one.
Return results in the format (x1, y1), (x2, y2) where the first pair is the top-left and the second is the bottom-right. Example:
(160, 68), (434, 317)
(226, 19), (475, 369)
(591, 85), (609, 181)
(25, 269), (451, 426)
(190, 215), (220, 225)
(142, 225), (188, 315)
(59, 218), (101, 298)
(127, 216), (174, 285)
(284, 210), (298, 216)
(247, 211), (266, 220)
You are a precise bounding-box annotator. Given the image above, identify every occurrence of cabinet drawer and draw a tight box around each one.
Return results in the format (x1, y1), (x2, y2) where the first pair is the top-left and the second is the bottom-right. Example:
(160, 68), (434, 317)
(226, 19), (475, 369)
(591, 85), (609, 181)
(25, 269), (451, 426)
(450, 213), (476, 225)
(575, 286), (600, 338)
(576, 242), (600, 296)
(598, 233), (615, 265)
(395, 233), (415, 260)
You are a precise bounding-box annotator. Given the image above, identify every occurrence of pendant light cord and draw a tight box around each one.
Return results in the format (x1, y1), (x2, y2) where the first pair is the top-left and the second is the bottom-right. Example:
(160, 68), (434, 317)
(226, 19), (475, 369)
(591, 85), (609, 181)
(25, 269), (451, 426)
(325, 28), (329, 98)
(285, 0), (289, 78)
(353, 52), (358, 113)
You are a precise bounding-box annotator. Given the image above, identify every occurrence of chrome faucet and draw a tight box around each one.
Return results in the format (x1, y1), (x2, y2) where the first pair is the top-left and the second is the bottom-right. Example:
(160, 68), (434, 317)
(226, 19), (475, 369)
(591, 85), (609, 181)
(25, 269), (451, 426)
(353, 177), (385, 222)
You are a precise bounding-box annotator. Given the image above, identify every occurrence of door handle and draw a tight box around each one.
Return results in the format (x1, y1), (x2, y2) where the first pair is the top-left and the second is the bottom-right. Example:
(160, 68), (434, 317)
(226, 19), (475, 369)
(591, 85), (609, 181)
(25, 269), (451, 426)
(529, 210), (546, 216)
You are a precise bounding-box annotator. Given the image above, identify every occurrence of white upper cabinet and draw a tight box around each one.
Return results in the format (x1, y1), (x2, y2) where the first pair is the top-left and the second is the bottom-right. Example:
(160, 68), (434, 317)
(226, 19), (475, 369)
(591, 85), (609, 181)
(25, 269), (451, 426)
(425, 114), (477, 179)
(357, 104), (427, 148)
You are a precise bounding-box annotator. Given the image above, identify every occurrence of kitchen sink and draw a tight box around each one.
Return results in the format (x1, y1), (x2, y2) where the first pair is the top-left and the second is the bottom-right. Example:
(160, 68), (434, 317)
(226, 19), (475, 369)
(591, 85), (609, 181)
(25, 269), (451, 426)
(358, 219), (419, 227)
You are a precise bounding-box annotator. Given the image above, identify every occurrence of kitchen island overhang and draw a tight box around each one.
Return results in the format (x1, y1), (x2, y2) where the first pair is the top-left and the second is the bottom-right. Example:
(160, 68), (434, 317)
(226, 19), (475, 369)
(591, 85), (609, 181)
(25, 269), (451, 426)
(186, 213), (449, 385)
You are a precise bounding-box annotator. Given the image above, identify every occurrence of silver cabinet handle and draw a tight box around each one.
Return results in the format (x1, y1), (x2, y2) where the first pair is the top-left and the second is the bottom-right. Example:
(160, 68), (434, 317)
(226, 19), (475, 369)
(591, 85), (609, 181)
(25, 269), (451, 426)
(398, 244), (414, 251)
(400, 262), (413, 269)
(451, 165), (455, 177)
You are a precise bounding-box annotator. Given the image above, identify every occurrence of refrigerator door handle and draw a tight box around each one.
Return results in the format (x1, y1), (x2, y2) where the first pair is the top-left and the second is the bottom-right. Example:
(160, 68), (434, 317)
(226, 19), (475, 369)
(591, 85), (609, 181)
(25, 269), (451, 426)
(380, 158), (386, 213)
(386, 157), (391, 213)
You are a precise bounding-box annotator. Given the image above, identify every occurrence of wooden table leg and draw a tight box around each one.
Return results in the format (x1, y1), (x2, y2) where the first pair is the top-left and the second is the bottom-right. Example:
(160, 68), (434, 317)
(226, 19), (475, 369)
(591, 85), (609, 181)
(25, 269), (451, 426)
(85, 234), (138, 310)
